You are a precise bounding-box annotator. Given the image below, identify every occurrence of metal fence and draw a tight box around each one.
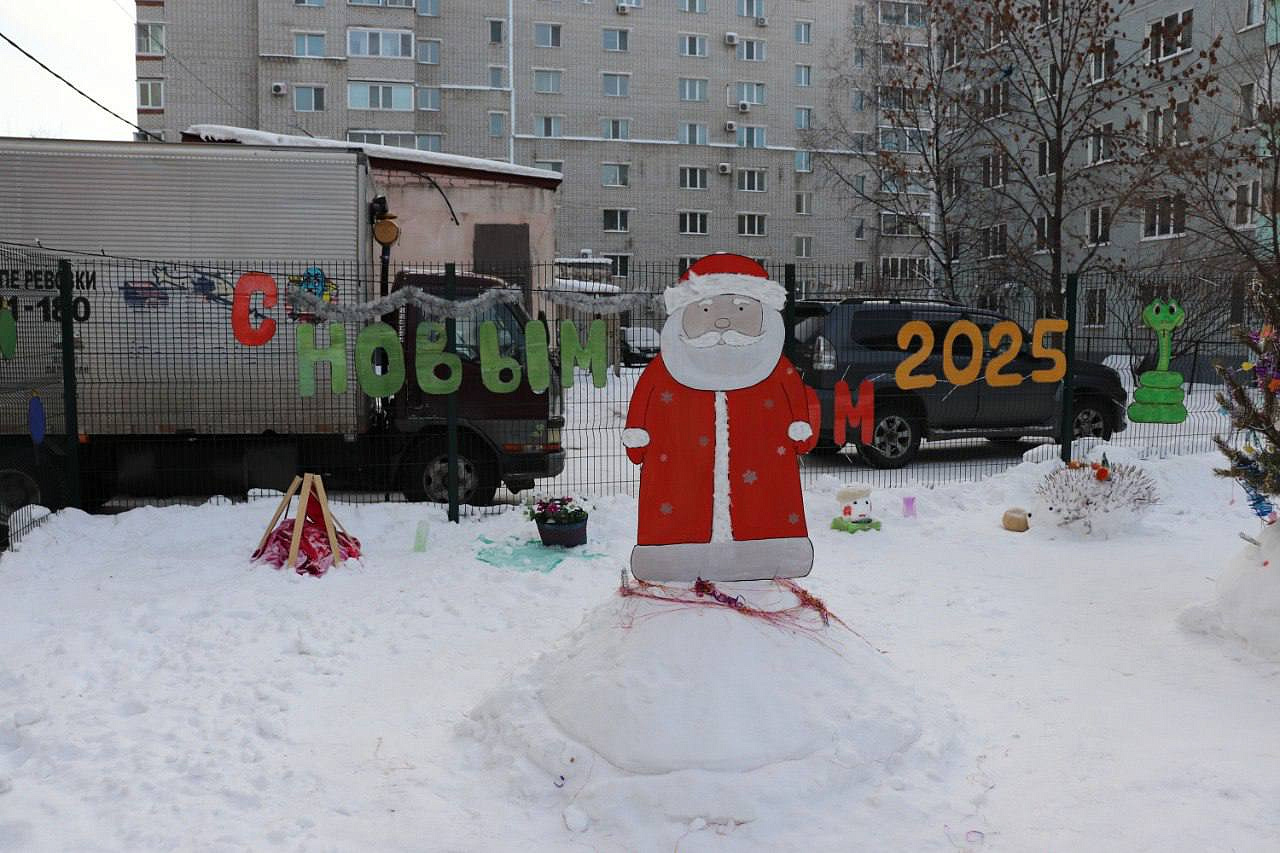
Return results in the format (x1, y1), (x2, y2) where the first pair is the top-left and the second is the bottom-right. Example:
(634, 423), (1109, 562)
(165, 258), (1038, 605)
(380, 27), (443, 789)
(0, 241), (1250, 539)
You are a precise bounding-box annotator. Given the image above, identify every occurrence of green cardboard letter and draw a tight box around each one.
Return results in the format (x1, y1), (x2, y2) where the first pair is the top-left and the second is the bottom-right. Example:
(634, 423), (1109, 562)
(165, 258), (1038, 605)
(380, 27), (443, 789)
(525, 320), (550, 394)
(355, 322), (405, 398)
(414, 321), (462, 395)
(297, 322), (347, 397)
(480, 320), (522, 393)
(561, 319), (608, 389)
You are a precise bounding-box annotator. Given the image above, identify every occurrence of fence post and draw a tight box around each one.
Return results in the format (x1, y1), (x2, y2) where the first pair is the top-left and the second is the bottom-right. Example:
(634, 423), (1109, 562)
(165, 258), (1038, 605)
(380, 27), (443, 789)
(444, 263), (459, 523)
(1058, 272), (1079, 466)
(57, 260), (81, 510)
(784, 263), (797, 362)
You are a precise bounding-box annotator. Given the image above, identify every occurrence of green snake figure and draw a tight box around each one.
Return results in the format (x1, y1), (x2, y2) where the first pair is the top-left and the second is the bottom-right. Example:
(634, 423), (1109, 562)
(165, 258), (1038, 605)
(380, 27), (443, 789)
(1127, 298), (1188, 424)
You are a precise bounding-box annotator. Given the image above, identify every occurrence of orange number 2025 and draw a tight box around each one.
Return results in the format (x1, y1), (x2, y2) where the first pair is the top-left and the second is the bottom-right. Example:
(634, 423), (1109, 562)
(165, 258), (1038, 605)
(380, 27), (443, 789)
(894, 318), (1068, 390)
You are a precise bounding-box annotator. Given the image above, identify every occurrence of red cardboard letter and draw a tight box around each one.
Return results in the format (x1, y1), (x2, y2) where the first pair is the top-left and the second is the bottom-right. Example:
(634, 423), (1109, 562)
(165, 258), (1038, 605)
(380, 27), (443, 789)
(833, 379), (875, 446)
(232, 272), (277, 346)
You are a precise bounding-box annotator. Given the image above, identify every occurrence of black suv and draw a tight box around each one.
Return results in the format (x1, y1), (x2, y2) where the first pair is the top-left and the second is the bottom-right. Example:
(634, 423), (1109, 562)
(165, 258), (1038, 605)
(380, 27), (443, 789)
(793, 298), (1128, 468)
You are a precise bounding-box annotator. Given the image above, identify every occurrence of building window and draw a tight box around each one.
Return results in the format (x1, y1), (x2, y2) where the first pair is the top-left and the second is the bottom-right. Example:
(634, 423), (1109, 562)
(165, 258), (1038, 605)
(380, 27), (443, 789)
(1034, 215), (1048, 251)
(350, 130), (412, 146)
(1090, 38), (1116, 83)
(981, 151), (1008, 187)
(1084, 288), (1107, 327)
(1241, 83), (1256, 126)
(852, 90), (866, 112)
(982, 81), (1009, 119)
(1088, 123), (1114, 164)
(603, 73), (630, 97)
(680, 166), (709, 189)
(603, 28), (630, 51)
(348, 28), (414, 58)
(294, 85), (325, 111)
(679, 211), (710, 235)
(736, 125), (766, 148)
(881, 212), (926, 237)
(602, 163), (630, 187)
(680, 0), (707, 11)
(534, 69), (563, 94)
(416, 133), (442, 151)
(795, 64), (811, 86)
(737, 39), (767, 61)
(1149, 10), (1193, 61)
(417, 39), (441, 64)
(794, 235), (813, 258)
(489, 66), (506, 89)
(679, 34), (708, 56)
(351, 0), (413, 5)
(1146, 101), (1190, 147)
(981, 223), (1008, 257)
(537, 115), (563, 137)
(679, 78), (709, 101)
(488, 19), (505, 45)
(738, 213), (767, 236)
(1247, 0), (1264, 27)
(879, 1), (925, 26)
(1034, 63), (1059, 101)
(680, 122), (708, 144)
(795, 106), (812, 130)
(1036, 139), (1058, 176)
(293, 32), (325, 57)
(1143, 194), (1187, 237)
(348, 81), (413, 110)
(739, 0), (765, 17)
(535, 23), (562, 48)
(603, 209), (631, 232)
(416, 0), (438, 15)
(534, 160), (563, 173)
(137, 79), (164, 109)
(794, 20), (812, 43)
(136, 23), (165, 55)
(1234, 180), (1261, 227)
(795, 150), (812, 172)
(881, 256), (927, 279)
(737, 168), (767, 192)
(853, 217), (866, 239)
(417, 86), (441, 110)
(795, 192), (812, 214)
(736, 81), (767, 104)
(488, 112), (506, 137)
(604, 254), (631, 277)
(295, 0), (324, 5)
(602, 118), (631, 140)
(1088, 205), (1111, 244)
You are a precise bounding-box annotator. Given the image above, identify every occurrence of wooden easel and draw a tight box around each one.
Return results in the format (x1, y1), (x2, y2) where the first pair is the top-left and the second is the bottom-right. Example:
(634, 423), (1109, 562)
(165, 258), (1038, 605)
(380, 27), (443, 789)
(256, 473), (347, 570)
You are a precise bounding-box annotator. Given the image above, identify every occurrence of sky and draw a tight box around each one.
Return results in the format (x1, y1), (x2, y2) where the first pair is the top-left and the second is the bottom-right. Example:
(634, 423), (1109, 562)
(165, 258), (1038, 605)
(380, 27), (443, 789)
(0, 1), (136, 140)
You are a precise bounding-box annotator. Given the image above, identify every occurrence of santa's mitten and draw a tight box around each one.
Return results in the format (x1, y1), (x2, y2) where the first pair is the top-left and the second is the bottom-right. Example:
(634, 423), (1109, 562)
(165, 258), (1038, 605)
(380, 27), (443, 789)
(622, 428), (650, 464)
(787, 420), (815, 454)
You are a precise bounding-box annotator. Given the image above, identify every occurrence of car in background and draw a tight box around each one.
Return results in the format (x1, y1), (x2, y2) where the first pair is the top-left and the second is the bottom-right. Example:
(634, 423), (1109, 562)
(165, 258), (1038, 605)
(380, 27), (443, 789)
(792, 298), (1128, 468)
(621, 325), (661, 367)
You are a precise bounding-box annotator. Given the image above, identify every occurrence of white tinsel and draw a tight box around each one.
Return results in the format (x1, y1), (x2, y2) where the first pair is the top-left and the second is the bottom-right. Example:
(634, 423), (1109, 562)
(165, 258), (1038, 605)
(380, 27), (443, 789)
(288, 285), (659, 322)
(1035, 464), (1158, 537)
(540, 290), (660, 315)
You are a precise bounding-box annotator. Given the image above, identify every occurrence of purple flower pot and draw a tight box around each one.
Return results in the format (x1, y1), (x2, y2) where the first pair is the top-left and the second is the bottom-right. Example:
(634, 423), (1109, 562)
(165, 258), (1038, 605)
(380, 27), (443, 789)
(536, 519), (587, 548)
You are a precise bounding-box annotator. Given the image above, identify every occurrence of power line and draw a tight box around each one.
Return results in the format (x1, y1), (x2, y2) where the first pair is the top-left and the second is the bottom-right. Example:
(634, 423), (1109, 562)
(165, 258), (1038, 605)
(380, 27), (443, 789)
(0, 28), (161, 141)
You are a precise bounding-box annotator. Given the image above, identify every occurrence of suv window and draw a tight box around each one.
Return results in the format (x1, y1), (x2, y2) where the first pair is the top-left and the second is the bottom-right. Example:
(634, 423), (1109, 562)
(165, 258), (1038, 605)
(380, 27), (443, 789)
(850, 308), (911, 351)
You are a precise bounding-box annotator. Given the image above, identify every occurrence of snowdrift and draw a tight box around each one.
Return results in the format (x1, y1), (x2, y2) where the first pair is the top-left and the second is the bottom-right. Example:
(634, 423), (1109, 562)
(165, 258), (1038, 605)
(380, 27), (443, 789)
(461, 589), (968, 847)
(1183, 522), (1280, 661)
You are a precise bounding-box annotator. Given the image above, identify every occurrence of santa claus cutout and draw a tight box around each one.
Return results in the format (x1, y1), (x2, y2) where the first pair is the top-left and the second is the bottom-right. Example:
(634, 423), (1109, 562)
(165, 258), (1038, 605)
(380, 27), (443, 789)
(622, 254), (820, 582)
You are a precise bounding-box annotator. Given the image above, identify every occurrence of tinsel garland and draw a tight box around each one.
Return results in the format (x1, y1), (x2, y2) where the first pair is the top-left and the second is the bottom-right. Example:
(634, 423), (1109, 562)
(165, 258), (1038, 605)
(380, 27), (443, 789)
(286, 284), (659, 322)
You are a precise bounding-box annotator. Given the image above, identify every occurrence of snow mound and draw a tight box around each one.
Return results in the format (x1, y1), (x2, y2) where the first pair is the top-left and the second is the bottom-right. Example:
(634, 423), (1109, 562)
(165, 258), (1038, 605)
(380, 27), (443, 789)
(1183, 523), (1280, 661)
(461, 589), (969, 846)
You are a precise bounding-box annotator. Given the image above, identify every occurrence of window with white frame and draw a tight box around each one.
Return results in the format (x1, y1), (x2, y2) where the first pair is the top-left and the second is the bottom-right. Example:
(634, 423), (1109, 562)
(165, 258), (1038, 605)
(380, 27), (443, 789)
(852, 260), (866, 279)
(534, 160), (564, 173)
(417, 39), (440, 63)
(852, 90), (866, 111)
(416, 0), (438, 14)
(795, 191), (812, 214)
(1234, 179), (1261, 226)
(795, 150), (813, 172)
(736, 125), (766, 147)
(1034, 215), (1049, 251)
(488, 112), (506, 137)
(853, 217), (866, 239)
(294, 85), (325, 111)
(948, 232), (961, 260)
(679, 34), (708, 56)
(603, 28), (629, 51)
(1143, 193), (1187, 237)
(941, 34), (965, 68)
(679, 211), (710, 234)
(1084, 287), (1106, 326)
(1240, 83), (1257, 126)
(1088, 205), (1111, 244)
(680, 166), (709, 189)
(604, 254), (631, 277)
(1088, 122), (1114, 164)
(879, 127), (927, 152)
(794, 20), (812, 43)
(795, 64), (811, 86)
(737, 39), (767, 61)
(795, 235), (813, 257)
(679, 122), (708, 144)
(679, 78), (709, 101)
(982, 81), (1009, 118)
(680, 0), (707, 11)
(294, 0), (323, 6)
(535, 23), (562, 48)
(1149, 10), (1193, 61)
(602, 163), (630, 187)
(603, 209), (631, 232)
(981, 223), (1008, 257)
(488, 19), (505, 45)
(351, 0), (412, 5)
(349, 130), (417, 147)
(1034, 63), (1059, 100)
(982, 151), (1008, 187)
(603, 73), (630, 97)
(879, 1), (925, 26)
(739, 0), (764, 17)
(537, 115), (563, 137)
(881, 256), (927, 279)
(1090, 38), (1116, 83)
(602, 117), (631, 139)
(738, 213), (767, 236)
(880, 171), (929, 195)
(1038, 0), (1060, 23)
(1146, 101), (1190, 147)
(137, 23), (165, 55)
(737, 168), (767, 192)
(417, 86), (441, 110)
(1037, 139), (1059, 176)
(880, 41), (928, 66)
(348, 82), (413, 110)
(348, 28), (414, 58)
(489, 66), (506, 88)
(737, 81), (767, 104)
(1247, 0), (1264, 27)
(534, 69), (562, 94)
(795, 106), (812, 129)
(294, 32), (325, 57)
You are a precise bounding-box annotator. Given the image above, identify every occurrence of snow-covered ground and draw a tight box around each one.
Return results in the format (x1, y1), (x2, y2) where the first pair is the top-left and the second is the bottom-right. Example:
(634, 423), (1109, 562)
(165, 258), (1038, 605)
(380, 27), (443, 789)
(3, 446), (1278, 851)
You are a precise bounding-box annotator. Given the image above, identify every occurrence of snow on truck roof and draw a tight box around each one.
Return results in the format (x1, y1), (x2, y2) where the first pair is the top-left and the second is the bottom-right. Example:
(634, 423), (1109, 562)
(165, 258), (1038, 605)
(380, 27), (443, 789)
(185, 124), (563, 185)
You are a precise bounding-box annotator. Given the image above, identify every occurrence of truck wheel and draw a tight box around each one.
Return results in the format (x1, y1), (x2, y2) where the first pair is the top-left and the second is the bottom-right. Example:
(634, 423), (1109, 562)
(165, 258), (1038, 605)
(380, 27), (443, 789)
(1072, 396), (1114, 440)
(402, 440), (498, 507)
(0, 448), (62, 549)
(855, 405), (922, 469)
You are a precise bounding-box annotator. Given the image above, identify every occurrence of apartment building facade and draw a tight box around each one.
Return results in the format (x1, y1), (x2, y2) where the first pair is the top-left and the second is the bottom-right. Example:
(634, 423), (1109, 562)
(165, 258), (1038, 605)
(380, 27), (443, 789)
(134, 0), (893, 272)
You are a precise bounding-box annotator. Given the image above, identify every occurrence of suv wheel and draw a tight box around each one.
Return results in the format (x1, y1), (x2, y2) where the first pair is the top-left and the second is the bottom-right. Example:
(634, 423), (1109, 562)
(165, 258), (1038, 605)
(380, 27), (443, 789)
(1072, 397), (1114, 440)
(856, 405), (922, 469)
(402, 439), (498, 506)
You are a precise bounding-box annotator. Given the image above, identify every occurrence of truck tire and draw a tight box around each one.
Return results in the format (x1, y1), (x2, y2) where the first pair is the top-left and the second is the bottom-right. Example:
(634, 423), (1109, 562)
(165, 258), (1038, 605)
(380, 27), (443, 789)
(0, 447), (63, 549)
(855, 404), (922, 469)
(402, 439), (499, 507)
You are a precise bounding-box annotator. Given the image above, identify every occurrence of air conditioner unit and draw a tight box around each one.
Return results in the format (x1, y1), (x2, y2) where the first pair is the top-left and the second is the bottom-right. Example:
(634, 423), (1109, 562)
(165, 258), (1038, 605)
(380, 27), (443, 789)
(616, 2), (629, 13)
(724, 120), (737, 132)
(755, 16), (768, 27)
(737, 101), (752, 113)
(717, 162), (732, 175)
(270, 82), (288, 96)
(724, 32), (739, 45)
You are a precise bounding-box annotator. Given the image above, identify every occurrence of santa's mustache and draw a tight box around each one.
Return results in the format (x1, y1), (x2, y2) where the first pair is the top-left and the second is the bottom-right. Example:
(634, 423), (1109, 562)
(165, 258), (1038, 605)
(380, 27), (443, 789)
(681, 329), (762, 348)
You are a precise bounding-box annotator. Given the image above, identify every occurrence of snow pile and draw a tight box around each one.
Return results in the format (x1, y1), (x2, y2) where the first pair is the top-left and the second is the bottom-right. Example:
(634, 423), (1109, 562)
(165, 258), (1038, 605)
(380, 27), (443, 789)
(461, 589), (968, 847)
(1183, 522), (1280, 661)
(1033, 462), (1157, 538)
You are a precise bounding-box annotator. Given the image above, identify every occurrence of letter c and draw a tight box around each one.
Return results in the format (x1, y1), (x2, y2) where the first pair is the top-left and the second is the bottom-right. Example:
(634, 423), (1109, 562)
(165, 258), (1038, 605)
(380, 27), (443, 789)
(232, 272), (278, 346)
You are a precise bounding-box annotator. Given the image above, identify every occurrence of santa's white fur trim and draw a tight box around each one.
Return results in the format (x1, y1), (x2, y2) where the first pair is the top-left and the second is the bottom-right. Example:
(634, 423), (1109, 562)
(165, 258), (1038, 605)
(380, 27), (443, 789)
(621, 428), (650, 448)
(787, 421), (813, 441)
(664, 272), (787, 314)
(711, 391), (733, 543)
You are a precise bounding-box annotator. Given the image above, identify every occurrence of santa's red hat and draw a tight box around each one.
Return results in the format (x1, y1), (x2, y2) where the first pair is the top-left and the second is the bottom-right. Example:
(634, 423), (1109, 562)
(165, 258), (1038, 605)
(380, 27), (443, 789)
(664, 253), (787, 314)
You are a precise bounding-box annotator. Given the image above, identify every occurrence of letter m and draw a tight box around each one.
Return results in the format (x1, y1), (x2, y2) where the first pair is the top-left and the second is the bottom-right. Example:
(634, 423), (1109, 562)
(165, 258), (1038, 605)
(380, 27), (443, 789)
(833, 379), (875, 446)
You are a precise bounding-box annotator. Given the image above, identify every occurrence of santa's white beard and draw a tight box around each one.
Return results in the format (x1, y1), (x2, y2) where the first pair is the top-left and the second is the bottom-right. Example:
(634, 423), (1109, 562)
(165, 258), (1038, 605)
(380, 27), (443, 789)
(660, 308), (785, 391)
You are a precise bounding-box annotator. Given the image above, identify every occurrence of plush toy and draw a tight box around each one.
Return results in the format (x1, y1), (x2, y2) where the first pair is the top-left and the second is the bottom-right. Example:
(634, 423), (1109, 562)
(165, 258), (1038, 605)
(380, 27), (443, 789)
(831, 485), (881, 533)
(1002, 507), (1030, 532)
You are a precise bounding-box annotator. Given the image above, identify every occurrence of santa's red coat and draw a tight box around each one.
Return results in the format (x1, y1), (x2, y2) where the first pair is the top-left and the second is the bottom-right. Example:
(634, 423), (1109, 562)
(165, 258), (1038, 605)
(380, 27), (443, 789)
(624, 355), (820, 546)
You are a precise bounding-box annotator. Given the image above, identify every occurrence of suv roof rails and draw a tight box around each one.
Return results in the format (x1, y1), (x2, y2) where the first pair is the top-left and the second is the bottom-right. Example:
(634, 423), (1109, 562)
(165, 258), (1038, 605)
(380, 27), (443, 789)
(838, 296), (964, 307)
